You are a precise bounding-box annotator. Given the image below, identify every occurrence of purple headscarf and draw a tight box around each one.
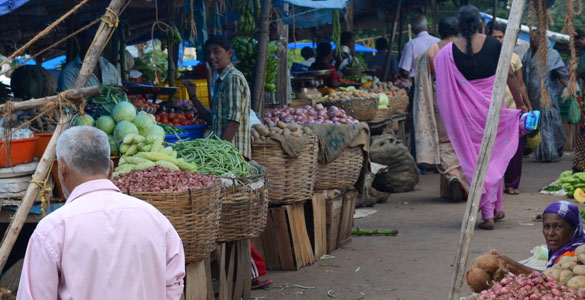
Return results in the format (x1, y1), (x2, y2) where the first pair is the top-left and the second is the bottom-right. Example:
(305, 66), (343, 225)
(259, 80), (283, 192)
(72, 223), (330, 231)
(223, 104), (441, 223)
(544, 201), (585, 268)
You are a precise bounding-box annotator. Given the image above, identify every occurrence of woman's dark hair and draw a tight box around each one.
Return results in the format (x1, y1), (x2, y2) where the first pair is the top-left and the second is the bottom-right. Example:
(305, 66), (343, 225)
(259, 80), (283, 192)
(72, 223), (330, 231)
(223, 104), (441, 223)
(316, 42), (332, 61)
(375, 38), (389, 51)
(301, 46), (315, 60)
(458, 5), (481, 61)
(340, 32), (354, 45)
(489, 22), (507, 36)
(438, 16), (459, 39)
(204, 35), (232, 51)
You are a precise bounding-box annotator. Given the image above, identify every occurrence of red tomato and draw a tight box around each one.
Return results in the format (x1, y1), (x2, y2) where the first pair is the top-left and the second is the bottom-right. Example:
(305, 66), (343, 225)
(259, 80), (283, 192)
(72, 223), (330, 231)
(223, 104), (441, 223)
(155, 115), (161, 122)
(185, 112), (194, 120)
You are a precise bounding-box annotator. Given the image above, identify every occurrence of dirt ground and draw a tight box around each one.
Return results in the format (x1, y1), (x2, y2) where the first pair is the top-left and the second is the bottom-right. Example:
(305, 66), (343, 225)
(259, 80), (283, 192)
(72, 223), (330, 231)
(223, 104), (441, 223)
(251, 153), (574, 300)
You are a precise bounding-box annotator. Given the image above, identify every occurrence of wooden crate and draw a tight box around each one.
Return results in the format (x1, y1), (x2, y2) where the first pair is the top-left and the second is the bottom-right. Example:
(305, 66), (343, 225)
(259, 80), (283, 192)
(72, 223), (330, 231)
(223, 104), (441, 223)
(326, 189), (357, 253)
(252, 202), (315, 271)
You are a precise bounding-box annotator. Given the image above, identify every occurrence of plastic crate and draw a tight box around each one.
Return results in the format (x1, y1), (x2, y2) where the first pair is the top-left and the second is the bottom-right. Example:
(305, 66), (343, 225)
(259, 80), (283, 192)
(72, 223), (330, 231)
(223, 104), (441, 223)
(176, 79), (210, 109)
(177, 124), (207, 140)
(165, 132), (190, 144)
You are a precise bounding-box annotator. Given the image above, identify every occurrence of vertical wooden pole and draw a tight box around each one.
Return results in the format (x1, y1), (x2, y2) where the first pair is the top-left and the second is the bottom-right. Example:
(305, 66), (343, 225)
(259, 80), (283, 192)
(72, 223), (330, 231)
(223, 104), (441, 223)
(251, 0), (272, 113)
(0, 0), (127, 273)
(383, 0), (402, 81)
(275, 19), (289, 108)
(431, 0), (438, 35)
(447, 0), (525, 298)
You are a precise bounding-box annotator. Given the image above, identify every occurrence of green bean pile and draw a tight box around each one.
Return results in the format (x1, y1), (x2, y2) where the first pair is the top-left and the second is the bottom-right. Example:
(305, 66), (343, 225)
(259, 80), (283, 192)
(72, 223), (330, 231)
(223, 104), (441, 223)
(172, 136), (252, 177)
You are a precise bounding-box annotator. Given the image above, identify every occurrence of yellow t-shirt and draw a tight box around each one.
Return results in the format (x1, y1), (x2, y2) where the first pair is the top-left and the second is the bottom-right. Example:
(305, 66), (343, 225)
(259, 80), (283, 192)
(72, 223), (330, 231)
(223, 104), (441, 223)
(504, 53), (523, 109)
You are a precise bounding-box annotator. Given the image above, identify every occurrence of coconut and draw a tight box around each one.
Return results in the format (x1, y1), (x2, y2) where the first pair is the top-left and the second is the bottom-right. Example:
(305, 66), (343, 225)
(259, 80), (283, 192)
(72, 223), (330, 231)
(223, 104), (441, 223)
(471, 254), (500, 275)
(466, 267), (493, 293)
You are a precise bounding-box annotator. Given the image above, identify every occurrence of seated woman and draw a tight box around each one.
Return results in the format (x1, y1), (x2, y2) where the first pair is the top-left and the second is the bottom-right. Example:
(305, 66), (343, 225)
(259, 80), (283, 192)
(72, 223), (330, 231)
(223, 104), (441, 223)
(493, 201), (585, 274)
(309, 42), (340, 88)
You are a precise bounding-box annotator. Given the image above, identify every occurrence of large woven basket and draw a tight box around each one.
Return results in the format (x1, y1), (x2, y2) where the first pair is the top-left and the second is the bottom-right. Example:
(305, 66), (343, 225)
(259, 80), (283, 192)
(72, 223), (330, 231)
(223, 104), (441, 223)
(372, 107), (392, 122)
(127, 182), (222, 263)
(331, 97), (379, 121)
(314, 146), (364, 191)
(251, 136), (317, 205)
(389, 95), (409, 113)
(217, 163), (269, 242)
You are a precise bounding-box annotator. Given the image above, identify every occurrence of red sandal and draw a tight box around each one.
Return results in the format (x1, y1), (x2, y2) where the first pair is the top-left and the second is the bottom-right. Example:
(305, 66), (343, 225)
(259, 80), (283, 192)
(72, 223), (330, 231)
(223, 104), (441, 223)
(252, 278), (273, 290)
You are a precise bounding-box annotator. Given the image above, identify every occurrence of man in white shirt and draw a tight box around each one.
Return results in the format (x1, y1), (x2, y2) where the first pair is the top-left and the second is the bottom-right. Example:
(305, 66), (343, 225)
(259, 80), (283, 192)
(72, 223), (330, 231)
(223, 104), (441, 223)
(398, 15), (441, 78)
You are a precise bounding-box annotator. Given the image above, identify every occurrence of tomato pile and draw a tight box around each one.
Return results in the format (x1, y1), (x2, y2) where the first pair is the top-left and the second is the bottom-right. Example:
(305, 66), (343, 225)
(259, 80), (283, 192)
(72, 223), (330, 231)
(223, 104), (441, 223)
(128, 95), (160, 109)
(155, 111), (205, 126)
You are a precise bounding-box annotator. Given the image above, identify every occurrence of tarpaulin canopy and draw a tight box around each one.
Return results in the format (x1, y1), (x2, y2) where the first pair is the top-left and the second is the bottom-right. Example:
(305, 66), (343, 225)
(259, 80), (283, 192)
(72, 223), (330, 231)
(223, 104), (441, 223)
(0, 0), (29, 17)
(279, 0), (351, 9)
(288, 42), (377, 53)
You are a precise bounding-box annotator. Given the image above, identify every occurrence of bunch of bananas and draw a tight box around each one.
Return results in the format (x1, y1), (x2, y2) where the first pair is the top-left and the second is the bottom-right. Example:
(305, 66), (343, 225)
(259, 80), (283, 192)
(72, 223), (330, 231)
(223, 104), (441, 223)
(233, 37), (279, 93)
(235, 0), (256, 36)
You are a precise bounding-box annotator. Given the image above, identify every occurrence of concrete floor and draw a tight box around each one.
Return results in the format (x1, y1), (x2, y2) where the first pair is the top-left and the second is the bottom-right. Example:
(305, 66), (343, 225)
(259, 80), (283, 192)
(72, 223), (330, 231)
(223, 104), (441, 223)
(251, 154), (574, 300)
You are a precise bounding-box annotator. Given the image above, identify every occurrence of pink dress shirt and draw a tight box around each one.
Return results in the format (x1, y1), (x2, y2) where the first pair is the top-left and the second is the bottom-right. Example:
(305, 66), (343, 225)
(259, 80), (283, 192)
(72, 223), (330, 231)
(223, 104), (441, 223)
(17, 179), (185, 300)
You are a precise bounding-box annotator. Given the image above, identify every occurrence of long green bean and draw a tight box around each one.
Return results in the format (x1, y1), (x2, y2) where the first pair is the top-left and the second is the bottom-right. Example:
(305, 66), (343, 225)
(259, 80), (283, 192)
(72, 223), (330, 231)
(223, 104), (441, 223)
(172, 135), (252, 177)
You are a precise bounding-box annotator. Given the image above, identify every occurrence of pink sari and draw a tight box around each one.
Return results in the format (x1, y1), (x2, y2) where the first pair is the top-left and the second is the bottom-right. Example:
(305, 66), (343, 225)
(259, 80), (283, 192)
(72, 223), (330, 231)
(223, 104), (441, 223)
(434, 43), (521, 220)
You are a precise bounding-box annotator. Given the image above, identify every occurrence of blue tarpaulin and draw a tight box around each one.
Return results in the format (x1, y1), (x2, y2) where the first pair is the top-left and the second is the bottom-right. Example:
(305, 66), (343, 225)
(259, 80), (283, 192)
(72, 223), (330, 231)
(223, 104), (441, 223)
(16, 55), (66, 70)
(0, 0), (29, 17)
(279, 0), (350, 9)
(288, 42), (377, 53)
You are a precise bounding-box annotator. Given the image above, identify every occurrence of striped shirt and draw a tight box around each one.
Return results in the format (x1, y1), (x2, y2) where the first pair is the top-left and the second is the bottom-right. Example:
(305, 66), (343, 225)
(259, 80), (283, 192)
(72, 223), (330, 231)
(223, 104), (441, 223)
(211, 63), (251, 158)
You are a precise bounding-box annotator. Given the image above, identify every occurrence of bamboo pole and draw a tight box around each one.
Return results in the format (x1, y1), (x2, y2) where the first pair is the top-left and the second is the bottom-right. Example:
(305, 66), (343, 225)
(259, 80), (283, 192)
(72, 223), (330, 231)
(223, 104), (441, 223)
(383, 0), (402, 81)
(0, 0), (127, 273)
(447, 0), (526, 298)
(0, 86), (101, 112)
(251, 0), (272, 113)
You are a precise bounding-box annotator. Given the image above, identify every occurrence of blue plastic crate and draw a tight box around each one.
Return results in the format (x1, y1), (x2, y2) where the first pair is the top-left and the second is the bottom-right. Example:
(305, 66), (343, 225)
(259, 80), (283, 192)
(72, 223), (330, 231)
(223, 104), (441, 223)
(165, 132), (190, 144)
(177, 124), (207, 140)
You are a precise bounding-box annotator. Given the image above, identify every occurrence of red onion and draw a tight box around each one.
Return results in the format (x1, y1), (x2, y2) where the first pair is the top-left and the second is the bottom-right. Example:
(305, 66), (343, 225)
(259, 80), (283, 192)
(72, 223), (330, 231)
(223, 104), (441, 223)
(113, 166), (216, 193)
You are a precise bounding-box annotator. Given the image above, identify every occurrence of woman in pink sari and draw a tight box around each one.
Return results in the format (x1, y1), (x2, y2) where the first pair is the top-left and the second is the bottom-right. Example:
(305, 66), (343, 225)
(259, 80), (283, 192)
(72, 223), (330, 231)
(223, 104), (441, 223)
(434, 5), (527, 230)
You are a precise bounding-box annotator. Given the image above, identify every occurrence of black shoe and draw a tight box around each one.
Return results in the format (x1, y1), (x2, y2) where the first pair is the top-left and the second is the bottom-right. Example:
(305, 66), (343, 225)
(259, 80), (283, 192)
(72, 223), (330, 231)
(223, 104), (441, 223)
(449, 179), (464, 202)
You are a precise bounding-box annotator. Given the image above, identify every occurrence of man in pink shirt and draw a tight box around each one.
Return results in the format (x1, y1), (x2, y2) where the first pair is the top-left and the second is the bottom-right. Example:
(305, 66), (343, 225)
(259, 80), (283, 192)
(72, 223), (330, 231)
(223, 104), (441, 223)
(17, 126), (185, 300)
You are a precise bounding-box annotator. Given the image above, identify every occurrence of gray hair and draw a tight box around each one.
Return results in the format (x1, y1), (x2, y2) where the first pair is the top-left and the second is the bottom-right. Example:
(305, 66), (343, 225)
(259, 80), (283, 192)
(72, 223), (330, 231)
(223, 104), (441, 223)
(56, 125), (111, 176)
(411, 15), (428, 31)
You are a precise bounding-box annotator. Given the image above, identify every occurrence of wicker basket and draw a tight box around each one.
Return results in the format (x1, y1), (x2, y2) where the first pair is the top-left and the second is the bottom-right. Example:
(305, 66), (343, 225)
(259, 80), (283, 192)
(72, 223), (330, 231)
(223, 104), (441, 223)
(314, 146), (364, 191)
(389, 95), (409, 113)
(251, 136), (317, 205)
(127, 182), (222, 263)
(331, 97), (379, 121)
(217, 163), (269, 242)
(372, 107), (392, 121)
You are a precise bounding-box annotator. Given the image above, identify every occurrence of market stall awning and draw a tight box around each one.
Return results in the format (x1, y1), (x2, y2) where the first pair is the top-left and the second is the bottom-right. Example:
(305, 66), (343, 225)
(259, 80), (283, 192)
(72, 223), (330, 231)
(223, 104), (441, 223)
(0, 0), (29, 17)
(278, 0), (351, 9)
(288, 42), (377, 53)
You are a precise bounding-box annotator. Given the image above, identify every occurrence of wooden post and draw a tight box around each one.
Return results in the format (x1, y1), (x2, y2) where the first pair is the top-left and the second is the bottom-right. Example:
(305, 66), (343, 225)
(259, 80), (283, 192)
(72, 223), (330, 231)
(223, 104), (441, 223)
(431, 0), (438, 35)
(276, 19), (289, 108)
(0, 0), (126, 273)
(447, 0), (526, 298)
(251, 0), (272, 113)
(383, 0), (402, 81)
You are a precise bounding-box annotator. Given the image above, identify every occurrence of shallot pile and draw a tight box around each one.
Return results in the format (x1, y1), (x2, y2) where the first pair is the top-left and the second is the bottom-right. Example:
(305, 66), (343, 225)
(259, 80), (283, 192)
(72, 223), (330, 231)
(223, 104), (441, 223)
(475, 272), (585, 300)
(262, 104), (358, 125)
(112, 166), (216, 193)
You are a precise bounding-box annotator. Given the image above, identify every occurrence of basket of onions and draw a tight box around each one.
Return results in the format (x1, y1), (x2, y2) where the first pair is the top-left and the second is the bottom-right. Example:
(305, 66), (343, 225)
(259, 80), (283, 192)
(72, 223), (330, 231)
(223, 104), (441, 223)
(113, 167), (221, 263)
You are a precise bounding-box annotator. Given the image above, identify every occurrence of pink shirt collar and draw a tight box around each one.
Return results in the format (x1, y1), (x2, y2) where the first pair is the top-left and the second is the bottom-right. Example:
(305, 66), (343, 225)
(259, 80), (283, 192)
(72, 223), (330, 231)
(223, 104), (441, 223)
(66, 179), (120, 204)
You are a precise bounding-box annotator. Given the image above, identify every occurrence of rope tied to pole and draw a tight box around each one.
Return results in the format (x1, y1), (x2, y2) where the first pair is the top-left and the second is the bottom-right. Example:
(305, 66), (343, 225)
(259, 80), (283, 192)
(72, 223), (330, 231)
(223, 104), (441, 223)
(30, 161), (54, 217)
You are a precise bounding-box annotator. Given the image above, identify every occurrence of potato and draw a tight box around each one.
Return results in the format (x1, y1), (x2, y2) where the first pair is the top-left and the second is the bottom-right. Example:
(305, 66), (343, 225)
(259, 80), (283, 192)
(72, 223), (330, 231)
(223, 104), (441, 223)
(283, 128), (291, 136)
(561, 261), (578, 271)
(277, 121), (288, 129)
(577, 245), (585, 256)
(560, 270), (574, 285)
(552, 268), (562, 281)
(543, 267), (555, 277)
(302, 127), (313, 136)
(559, 256), (578, 265)
(287, 123), (300, 132)
(567, 276), (585, 289)
(253, 124), (270, 137)
(574, 265), (585, 276)
(251, 128), (260, 139)
(578, 254), (585, 265)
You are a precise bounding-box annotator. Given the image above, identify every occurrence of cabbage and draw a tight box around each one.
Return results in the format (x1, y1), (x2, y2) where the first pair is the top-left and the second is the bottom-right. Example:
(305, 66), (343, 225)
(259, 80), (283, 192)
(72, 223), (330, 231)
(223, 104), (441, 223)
(108, 135), (119, 156)
(112, 101), (137, 123)
(96, 115), (116, 135)
(71, 114), (95, 127)
(133, 111), (155, 136)
(113, 121), (139, 144)
(378, 93), (389, 109)
(149, 124), (165, 140)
